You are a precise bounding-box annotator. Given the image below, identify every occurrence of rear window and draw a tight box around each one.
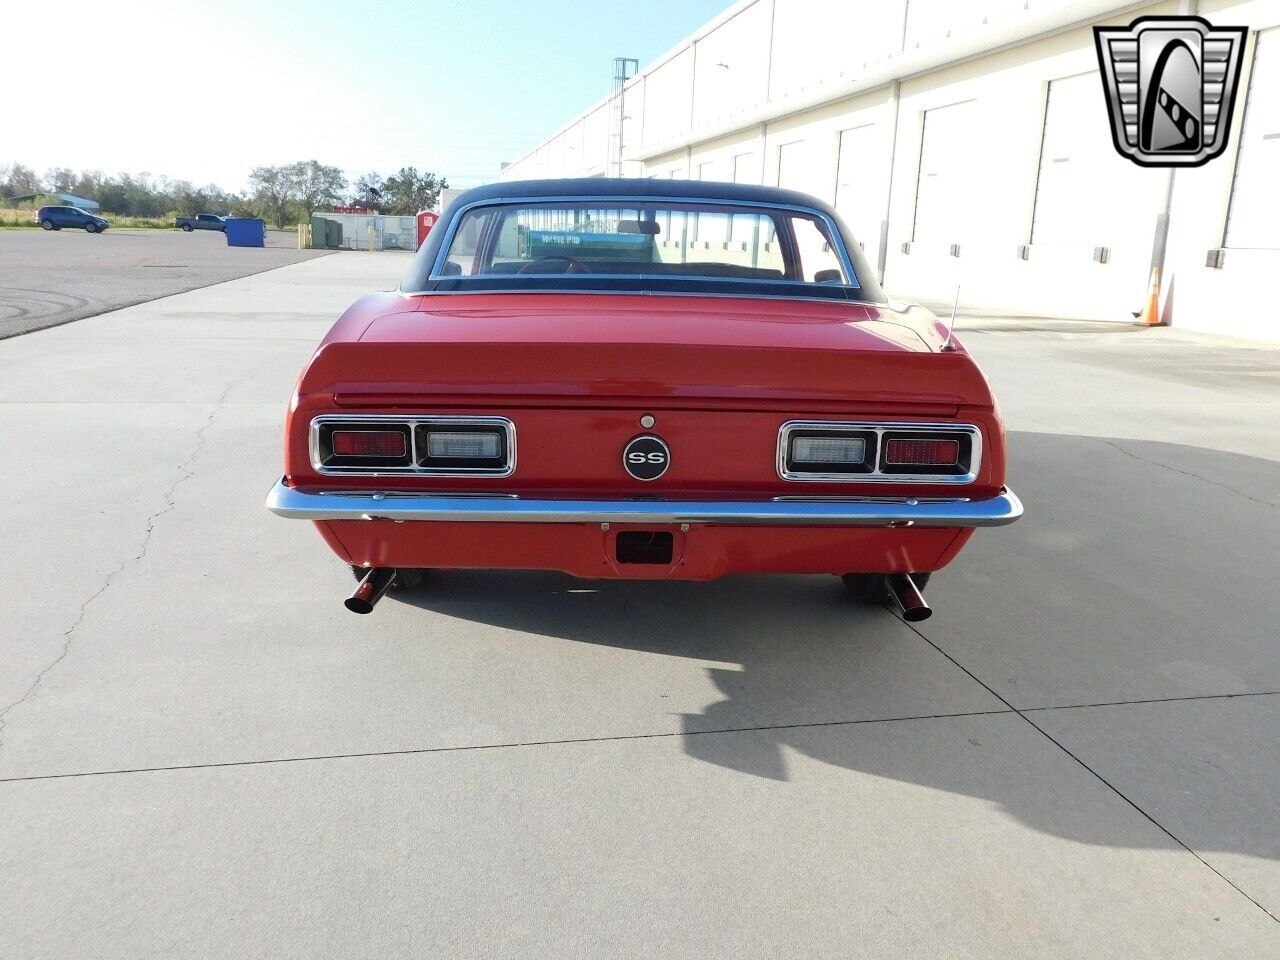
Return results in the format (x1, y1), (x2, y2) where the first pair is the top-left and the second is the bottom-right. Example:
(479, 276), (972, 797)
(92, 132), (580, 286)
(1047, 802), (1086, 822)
(428, 201), (856, 295)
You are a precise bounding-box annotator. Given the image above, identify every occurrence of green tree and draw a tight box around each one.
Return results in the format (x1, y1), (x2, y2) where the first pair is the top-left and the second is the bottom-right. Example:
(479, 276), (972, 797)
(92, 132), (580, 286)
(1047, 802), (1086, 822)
(248, 164), (296, 228)
(44, 167), (76, 193)
(380, 167), (448, 215)
(289, 160), (347, 219)
(0, 162), (42, 199)
(350, 172), (385, 210)
(171, 181), (219, 219)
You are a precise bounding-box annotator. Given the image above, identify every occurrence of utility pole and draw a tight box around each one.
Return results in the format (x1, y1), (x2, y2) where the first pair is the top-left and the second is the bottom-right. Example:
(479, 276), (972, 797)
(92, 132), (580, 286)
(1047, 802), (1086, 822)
(609, 57), (639, 178)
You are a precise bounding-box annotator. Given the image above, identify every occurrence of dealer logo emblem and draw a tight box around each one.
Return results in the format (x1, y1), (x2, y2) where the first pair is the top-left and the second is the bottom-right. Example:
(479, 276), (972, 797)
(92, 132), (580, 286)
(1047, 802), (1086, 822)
(1094, 16), (1246, 167)
(622, 435), (670, 481)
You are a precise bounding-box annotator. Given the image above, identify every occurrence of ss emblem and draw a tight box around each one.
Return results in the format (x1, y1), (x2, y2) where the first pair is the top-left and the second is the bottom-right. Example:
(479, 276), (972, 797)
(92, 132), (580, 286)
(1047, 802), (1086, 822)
(622, 435), (670, 481)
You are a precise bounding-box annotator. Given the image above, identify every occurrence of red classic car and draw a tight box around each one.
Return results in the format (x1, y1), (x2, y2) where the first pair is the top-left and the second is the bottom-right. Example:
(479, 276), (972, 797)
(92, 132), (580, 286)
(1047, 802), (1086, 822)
(267, 179), (1021, 616)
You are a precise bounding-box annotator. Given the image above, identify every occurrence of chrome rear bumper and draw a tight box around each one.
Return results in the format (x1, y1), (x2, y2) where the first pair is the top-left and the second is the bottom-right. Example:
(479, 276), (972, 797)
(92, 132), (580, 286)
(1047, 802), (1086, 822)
(265, 479), (1022, 528)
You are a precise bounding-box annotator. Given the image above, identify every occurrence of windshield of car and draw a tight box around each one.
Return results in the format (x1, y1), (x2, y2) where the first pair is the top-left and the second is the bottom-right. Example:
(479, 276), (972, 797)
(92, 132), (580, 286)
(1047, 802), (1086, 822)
(429, 201), (857, 293)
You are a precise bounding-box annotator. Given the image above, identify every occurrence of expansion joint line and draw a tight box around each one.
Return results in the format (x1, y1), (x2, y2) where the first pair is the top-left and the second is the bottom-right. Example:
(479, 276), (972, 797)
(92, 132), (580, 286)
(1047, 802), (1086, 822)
(902, 620), (1280, 925)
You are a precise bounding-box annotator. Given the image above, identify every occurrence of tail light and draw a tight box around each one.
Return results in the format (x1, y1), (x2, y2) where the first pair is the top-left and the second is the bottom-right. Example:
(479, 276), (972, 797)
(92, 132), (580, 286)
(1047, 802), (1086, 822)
(779, 421), (978, 482)
(790, 435), (867, 466)
(425, 432), (502, 459)
(416, 425), (509, 471)
(311, 416), (514, 475)
(883, 438), (960, 467)
(331, 430), (407, 458)
(878, 430), (972, 477)
(781, 426), (876, 477)
(315, 422), (412, 470)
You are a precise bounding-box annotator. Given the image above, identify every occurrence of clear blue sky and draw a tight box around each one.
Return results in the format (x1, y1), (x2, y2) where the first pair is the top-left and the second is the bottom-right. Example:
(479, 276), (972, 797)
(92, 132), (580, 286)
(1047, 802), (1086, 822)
(9, 0), (730, 191)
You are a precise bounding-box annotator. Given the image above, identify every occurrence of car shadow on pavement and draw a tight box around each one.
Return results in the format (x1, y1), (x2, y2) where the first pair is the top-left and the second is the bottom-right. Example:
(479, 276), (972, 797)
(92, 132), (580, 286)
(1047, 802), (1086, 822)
(397, 431), (1280, 857)
(402, 567), (949, 778)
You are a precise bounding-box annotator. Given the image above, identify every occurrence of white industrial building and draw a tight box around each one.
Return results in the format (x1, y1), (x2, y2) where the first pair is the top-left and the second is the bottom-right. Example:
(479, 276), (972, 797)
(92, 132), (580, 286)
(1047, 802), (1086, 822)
(500, 0), (1280, 341)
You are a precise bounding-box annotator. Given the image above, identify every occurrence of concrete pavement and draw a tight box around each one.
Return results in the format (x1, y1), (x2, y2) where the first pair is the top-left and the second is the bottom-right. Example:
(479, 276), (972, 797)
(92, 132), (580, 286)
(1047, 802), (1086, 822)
(2, 254), (1278, 957)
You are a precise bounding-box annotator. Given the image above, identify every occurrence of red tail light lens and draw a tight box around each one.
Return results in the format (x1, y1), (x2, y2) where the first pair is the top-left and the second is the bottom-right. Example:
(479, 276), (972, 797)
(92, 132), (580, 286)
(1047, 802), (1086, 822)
(884, 438), (960, 466)
(331, 430), (407, 458)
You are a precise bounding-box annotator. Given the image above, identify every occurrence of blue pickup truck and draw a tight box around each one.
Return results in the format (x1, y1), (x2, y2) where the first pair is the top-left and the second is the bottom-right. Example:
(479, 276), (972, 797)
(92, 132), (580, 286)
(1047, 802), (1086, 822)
(175, 214), (226, 232)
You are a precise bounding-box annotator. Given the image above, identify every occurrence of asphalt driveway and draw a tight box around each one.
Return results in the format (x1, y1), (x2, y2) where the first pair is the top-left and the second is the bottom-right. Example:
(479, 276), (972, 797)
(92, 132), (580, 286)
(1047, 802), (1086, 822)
(0, 228), (329, 338)
(1, 254), (1277, 957)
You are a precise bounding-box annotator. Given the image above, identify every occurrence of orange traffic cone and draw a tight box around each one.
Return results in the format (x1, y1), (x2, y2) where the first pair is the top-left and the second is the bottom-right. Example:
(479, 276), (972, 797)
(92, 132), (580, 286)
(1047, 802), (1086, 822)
(1137, 266), (1163, 326)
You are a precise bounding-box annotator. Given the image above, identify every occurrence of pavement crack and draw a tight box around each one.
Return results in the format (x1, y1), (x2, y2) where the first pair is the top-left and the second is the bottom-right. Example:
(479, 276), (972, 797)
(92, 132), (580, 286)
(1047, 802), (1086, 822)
(1100, 439), (1278, 509)
(0, 380), (242, 754)
(131, 379), (240, 564)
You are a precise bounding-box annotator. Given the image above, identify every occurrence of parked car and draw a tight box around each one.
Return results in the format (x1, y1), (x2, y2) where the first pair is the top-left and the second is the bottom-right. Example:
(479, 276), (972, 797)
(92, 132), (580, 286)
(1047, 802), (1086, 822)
(36, 206), (108, 233)
(266, 179), (1022, 616)
(175, 214), (226, 232)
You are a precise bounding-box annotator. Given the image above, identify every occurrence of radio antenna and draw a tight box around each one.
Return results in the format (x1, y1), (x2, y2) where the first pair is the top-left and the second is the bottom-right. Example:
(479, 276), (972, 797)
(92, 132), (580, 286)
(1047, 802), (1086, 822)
(941, 285), (960, 352)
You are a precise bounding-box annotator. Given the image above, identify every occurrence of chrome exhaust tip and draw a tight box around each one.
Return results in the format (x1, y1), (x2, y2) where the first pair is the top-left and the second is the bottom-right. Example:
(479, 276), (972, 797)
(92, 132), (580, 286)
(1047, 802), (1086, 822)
(886, 573), (932, 622)
(345, 567), (397, 614)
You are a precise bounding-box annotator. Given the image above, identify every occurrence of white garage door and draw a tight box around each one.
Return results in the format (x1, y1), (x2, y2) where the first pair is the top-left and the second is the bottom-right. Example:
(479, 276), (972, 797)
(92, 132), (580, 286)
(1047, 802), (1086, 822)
(775, 140), (817, 193)
(1031, 72), (1165, 249)
(912, 99), (989, 245)
(834, 124), (885, 267)
(1226, 28), (1280, 249)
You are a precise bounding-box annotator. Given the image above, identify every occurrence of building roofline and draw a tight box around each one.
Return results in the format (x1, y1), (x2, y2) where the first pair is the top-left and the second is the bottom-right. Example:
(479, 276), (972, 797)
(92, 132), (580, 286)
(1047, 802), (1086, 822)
(503, 0), (1149, 173)
(634, 0), (1148, 162)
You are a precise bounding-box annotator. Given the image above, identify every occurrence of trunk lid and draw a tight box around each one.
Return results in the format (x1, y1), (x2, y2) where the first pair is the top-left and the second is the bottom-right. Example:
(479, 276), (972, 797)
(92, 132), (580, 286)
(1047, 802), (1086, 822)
(300, 294), (993, 409)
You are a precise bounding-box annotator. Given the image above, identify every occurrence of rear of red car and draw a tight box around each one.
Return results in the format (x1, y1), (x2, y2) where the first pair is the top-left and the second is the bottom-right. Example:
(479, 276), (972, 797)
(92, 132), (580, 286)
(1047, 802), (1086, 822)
(266, 180), (1020, 613)
(272, 294), (1016, 581)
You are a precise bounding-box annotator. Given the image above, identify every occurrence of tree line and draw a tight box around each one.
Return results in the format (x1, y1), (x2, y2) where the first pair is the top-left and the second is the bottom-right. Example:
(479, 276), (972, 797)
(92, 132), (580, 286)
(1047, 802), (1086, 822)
(247, 162), (447, 226)
(0, 161), (448, 227)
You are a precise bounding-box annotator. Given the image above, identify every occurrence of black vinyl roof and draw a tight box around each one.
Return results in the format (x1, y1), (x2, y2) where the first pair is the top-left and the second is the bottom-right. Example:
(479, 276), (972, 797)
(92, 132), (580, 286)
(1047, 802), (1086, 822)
(445, 177), (842, 218)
